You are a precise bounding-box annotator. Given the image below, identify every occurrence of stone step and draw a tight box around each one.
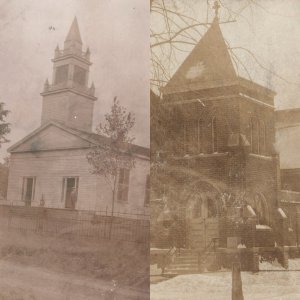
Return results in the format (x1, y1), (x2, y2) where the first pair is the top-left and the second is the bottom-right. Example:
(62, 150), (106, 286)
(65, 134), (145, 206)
(177, 249), (200, 254)
(176, 253), (199, 258)
(170, 262), (199, 268)
(164, 268), (200, 275)
(174, 257), (198, 263)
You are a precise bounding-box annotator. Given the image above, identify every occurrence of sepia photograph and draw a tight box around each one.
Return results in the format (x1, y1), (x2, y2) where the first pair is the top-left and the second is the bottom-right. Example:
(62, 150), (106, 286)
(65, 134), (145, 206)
(150, 0), (300, 299)
(0, 1), (149, 299)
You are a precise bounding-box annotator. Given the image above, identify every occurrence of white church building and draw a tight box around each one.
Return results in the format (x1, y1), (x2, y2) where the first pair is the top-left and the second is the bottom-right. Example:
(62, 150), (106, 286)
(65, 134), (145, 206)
(6, 18), (150, 215)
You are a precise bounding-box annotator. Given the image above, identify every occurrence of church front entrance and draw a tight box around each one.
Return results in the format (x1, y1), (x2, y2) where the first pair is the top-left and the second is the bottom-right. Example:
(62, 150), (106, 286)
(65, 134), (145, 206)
(63, 177), (79, 209)
(23, 177), (35, 207)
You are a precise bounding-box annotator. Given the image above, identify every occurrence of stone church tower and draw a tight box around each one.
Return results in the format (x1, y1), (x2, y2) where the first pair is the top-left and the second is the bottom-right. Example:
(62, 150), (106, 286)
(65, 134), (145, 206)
(41, 17), (97, 132)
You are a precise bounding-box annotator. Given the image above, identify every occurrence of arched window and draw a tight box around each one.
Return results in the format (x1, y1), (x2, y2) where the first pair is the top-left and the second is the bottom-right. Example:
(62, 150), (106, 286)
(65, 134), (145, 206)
(259, 120), (266, 155)
(212, 117), (218, 153)
(250, 118), (259, 154)
(198, 120), (204, 153)
(183, 120), (197, 155)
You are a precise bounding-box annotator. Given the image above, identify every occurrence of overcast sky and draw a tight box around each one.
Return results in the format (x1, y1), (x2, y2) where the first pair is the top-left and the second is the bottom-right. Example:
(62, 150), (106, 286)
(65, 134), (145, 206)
(0, 0), (149, 160)
(2, 0), (300, 160)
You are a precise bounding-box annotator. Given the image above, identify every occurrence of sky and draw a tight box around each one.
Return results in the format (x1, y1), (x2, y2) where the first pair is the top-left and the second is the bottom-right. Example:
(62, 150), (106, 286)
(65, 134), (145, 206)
(0, 0), (149, 160)
(151, 0), (300, 109)
(2, 0), (300, 161)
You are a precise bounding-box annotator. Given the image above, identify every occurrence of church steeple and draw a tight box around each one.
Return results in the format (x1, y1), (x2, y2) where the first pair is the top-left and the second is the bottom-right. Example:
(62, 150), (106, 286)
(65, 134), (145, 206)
(163, 13), (236, 95)
(64, 17), (83, 54)
(212, 1), (221, 21)
(40, 17), (97, 132)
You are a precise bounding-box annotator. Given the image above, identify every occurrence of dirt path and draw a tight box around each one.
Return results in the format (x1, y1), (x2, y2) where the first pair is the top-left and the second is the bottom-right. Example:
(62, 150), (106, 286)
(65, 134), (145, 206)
(0, 260), (148, 300)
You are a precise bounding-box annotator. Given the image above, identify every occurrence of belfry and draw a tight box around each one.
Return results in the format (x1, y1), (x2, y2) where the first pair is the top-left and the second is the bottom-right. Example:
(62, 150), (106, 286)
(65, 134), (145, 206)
(41, 17), (97, 132)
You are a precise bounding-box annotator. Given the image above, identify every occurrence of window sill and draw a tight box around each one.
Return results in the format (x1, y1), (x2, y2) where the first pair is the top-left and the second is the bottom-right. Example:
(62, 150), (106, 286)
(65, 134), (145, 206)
(249, 153), (273, 161)
(172, 152), (228, 160)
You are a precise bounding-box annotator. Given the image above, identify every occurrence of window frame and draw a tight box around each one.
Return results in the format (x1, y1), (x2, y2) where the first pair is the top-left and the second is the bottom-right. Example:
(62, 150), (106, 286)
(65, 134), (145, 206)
(212, 117), (218, 153)
(54, 65), (69, 85)
(73, 65), (87, 86)
(197, 119), (204, 153)
(144, 174), (150, 207)
(22, 176), (36, 203)
(259, 120), (266, 155)
(250, 117), (260, 154)
(183, 120), (198, 155)
(61, 176), (79, 203)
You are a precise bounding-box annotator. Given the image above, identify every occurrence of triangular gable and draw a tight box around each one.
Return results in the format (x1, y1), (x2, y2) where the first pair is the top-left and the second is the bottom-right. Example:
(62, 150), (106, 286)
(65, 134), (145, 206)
(163, 18), (236, 94)
(8, 122), (96, 153)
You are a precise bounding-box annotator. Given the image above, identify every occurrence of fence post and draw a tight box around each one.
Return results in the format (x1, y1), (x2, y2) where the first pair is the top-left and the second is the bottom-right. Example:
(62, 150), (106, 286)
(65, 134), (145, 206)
(104, 206), (108, 239)
(7, 208), (12, 230)
(232, 262), (244, 300)
(296, 212), (299, 247)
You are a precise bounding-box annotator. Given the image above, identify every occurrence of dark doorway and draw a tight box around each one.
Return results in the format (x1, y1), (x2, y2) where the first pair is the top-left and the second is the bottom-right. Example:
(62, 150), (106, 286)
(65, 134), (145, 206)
(63, 177), (78, 209)
(23, 177), (35, 207)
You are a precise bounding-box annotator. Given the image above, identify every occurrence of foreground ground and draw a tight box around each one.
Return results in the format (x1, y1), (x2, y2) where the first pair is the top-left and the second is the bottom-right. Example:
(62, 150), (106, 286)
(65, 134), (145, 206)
(0, 229), (149, 299)
(151, 260), (300, 300)
(0, 260), (147, 300)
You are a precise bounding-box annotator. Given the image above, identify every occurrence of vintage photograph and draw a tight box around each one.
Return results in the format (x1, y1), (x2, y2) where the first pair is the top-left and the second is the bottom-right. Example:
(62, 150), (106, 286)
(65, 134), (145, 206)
(150, 0), (300, 299)
(0, 1), (149, 299)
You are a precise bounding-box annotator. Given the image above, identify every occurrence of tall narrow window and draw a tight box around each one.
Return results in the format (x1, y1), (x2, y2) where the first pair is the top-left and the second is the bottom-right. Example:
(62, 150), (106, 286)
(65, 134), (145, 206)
(73, 65), (87, 86)
(198, 120), (204, 153)
(183, 120), (197, 155)
(144, 175), (150, 206)
(54, 65), (68, 84)
(22, 177), (36, 206)
(212, 117), (218, 153)
(117, 168), (130, 202)
(250, 118), (259, 154)
(259, 121), (266, 155)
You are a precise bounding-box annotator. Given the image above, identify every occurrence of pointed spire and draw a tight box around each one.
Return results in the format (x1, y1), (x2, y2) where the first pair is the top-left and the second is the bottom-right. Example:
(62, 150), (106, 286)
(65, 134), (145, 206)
(85, 47), (91, 60)
(65, 17), (82, 44)
(44, 78), (50, 92)
(90, 82), (95, 95)
(212, 1), (221, 20)
(164, 16), (236, 94)
(64, 17), (83, 52)
(54, 44), (60, 58)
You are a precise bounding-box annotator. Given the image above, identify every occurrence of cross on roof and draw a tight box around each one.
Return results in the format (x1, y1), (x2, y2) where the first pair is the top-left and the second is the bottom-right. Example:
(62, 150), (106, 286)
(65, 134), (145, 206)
(213, 1), (221, 18)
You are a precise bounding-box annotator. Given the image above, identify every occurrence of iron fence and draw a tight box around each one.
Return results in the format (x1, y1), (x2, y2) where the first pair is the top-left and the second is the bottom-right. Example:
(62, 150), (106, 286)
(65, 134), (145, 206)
(0, 205), (149, 244)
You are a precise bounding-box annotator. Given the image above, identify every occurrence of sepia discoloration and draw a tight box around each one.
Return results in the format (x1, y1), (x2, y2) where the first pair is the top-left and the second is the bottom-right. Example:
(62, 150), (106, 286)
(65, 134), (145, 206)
(151, 1), (300, 299)
(0, 1), (149, 299)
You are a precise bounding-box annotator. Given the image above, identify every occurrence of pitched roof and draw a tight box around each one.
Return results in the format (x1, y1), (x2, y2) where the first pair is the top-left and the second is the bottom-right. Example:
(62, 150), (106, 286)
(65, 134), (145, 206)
(72, 127), (150, 157)
(163, 18), (236, 93)
(65, 17), (82, 44)
(8, 121), (150, 158)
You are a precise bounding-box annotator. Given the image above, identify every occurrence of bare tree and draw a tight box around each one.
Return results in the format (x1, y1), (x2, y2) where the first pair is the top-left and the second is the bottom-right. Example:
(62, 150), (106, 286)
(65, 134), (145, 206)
(150, 0), (298, 93)
(87, 97), (135, 239)
(0, 102), (10, 145)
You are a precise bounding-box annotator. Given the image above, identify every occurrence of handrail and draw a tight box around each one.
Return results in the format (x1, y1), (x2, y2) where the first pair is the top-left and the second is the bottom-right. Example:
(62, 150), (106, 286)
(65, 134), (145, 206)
(161, 246), (178, 274)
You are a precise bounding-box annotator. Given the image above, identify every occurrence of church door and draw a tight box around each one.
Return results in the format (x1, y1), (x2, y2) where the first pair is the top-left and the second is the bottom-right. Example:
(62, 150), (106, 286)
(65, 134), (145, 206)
(187, 196), (219, 249)
(22, 177), (36, 207)
(63, 177), (79, 209)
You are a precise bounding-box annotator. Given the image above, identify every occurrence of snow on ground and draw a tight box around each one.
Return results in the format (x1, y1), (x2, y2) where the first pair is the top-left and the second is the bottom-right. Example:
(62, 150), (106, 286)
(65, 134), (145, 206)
(151, 259), (300, 300)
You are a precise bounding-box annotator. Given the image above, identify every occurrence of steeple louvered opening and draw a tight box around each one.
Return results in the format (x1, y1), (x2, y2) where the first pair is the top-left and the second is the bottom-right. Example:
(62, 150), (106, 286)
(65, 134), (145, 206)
(41, 18), (97, 132)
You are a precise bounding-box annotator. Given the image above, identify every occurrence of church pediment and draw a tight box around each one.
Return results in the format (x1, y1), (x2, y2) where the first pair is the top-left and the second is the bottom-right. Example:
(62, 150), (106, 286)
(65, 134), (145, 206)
(8, 122), (94, 153)
(163, 18), (236, 95)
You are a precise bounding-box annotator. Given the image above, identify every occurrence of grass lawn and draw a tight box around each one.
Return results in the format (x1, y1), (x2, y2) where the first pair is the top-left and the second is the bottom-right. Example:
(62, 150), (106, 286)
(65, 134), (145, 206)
(0, 228), (149, 293)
